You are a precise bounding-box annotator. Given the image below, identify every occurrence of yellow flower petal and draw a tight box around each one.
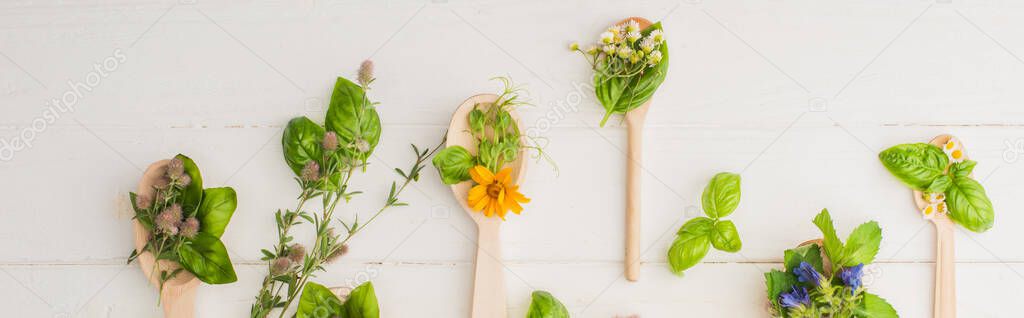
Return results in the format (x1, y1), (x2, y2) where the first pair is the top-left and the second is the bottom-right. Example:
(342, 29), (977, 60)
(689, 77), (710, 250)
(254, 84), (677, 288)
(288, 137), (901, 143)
(470, 165), (494, 185)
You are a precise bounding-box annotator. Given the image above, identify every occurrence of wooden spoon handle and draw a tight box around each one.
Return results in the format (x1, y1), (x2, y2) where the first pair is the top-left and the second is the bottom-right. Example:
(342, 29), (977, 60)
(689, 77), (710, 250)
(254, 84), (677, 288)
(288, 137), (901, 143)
(161, 283), (197, 318)
(934, 220), (956, 318)
(471, 224), (506, 318)
(625, 117), (644, 282)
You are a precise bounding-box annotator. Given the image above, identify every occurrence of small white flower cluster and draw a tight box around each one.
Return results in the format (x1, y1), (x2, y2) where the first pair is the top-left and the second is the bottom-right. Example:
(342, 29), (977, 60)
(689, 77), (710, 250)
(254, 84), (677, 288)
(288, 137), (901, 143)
(571, 20), (665, 69)
(920, 137), (966, 219)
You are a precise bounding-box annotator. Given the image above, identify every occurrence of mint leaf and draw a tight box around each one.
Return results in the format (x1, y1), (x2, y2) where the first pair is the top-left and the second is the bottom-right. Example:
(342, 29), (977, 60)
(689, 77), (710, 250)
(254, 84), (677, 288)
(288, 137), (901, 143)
(784, 243), (824, 274)
(843, 221), (882, 267)
(812, 209), (845, 265)
(855, 292), (899, 318)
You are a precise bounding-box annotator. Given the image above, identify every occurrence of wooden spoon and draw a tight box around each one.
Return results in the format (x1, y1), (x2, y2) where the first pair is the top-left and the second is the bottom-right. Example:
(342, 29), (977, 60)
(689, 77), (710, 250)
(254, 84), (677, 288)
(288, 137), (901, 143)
(446, 94), (528, 318)
(911, 134), (959, 318)
(620, 16), (654, 282)
(133, 160), (200, 318)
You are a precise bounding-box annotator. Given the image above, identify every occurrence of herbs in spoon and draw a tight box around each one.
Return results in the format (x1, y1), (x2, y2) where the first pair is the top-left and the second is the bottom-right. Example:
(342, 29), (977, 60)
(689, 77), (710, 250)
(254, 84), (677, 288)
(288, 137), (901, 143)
(127, 154), (239, 303)
(250, 60), (439, 318)
(571, 19), (669, 126)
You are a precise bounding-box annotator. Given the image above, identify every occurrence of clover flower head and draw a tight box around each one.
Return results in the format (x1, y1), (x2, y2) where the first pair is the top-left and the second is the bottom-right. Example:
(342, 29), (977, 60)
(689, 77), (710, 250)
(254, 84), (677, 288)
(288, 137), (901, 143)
(600, 31), (615, 44)
(287, 244), (306, 264)
(180, 217), (199, 238)
(301, 161), (321, 182)
(177, 174), (192, 187)
(794, 261), (823, 286)
(153, 176), (171, 190)
(322, 132), (339, 151)
(167, 158), (185, 179)
(625, 20), (640, 33)
(326, 244), (349, 264)
(646, 50), (663, 66)
(135, 194), (153, 210)
(155, 207), (181, 235)
(649, 29), (665, 43)
(627, 31), (642, 43)
(779, 286), (810, 308)
(357, 60), (374, 87)
(165, 203), (183, 220)
(640, 38), (656, 53)
(270, 257), (292, 275)
(839, 263), (865, 295)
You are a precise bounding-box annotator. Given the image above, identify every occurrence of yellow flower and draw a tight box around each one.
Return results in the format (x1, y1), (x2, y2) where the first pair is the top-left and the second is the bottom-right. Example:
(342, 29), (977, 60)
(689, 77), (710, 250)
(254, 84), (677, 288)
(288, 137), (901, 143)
(467, 165), (530, 220)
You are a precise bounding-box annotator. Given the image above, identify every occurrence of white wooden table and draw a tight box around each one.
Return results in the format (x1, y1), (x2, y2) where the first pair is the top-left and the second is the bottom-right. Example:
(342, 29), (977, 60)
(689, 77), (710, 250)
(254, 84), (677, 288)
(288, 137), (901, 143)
(2, 1), (1023, 317)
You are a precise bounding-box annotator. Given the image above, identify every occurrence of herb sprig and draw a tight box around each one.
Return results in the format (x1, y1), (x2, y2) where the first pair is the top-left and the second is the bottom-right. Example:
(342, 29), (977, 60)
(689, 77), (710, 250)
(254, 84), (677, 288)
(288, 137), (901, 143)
(667, 172), (744, 275)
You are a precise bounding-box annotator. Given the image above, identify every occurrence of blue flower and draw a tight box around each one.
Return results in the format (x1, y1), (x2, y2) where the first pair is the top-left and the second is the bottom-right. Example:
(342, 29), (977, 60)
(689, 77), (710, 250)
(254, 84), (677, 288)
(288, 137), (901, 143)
(779, 286), (810, 308)
(839, 263), (865, 294)
(793, 261), (823, 286)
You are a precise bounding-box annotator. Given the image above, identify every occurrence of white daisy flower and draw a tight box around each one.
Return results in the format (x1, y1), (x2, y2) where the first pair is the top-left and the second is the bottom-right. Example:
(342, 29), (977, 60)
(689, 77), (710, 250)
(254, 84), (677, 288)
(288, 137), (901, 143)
(625, 20), (640, 33)
(600, 31), (615, 44)
(617, 46), (633, 59)
(640, 38), (656, 53)
(627, 31), (642, 43)
(921, 203), (938, 219)
(650, 29), (665, 43)
(602, 44), (617, 56)
(925, 192), (946, 204)
(944, 137), (965, 163)
(647, 50), (663, 66)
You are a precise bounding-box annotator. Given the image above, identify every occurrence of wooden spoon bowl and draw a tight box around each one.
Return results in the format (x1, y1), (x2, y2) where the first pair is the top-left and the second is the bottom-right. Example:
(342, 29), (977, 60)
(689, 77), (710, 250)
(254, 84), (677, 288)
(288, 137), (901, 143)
(133, 160), (199, 317)
(445, 94), (528, 318)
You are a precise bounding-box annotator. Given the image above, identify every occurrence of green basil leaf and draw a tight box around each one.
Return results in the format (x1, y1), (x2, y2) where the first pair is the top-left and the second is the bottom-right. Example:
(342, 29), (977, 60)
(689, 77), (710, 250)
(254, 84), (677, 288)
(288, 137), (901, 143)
(593, 22), (669, 127)
(701, 172), (741, 218)
(949, 160), (976, 180)
(709, 220), (742, 252)
(282, 116), (325, 176)
(668, 217), (714, 275)
(926, 175), (952, 193)
(784, 243), (823, 274)
(177, 232), (237, 284)
(175, 154), (204, 214)
(325, 77), (382, 162)
(764, 270), (797, 314)
(526, 290), (569, 318)
(196, 187), (237, 238)
(843, 221), (882, 267)
(297, 282), (343, 318)
(812, 209), (845, 265)
(431, 146), (476, 185)
(343, 281), (380, 318)
(878, 143), (948, 190)
(854, 292), (899, 318)
(469, 109), (485, 135)
(946, 177), (994, 232)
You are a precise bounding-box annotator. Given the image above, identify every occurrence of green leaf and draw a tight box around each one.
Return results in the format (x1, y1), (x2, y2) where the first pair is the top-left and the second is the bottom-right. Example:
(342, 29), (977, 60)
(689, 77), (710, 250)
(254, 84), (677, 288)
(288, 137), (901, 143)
(526, 290), (569, 318)
(701, 172), (741, 218)
(878, 143), (948, 191)
(469, 108), (485, 135)
(843, 221), (882, 267)
(709, 220), (742, 252)
(926, 175), (952, 193)
(855, 292), (899, 318)
(342, 281), (380, 318)
(593, 22), (669, 127)
(196, 187), (237, 238)
(668, 217), (714, 275)
(176, 232), (237, 284)
(282, 116), (325, 176)
(431, 146), (477, 185)
(946, 177), (994, 232)
(764, 270), (797, 313)
(175, 154), (204, 214)
(325, 77), (382, 162)
(296, 282), (343, 318)
(812, 209), (845, 265)
(783, 243), (823, 274)
(949, 160), (976, 180)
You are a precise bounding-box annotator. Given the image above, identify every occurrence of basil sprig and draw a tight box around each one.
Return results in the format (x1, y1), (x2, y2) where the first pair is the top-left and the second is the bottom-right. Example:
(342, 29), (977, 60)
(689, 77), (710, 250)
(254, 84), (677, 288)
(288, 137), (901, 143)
(879, 142), (995, 232)
(668, 172), (744, 275)
(593, 22), (669, 126)
(296, 281), (379, 318)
